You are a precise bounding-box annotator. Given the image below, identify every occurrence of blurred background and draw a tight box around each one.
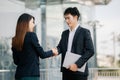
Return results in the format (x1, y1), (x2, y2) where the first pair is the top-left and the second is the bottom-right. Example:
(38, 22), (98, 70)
(0, 0), (120, 80)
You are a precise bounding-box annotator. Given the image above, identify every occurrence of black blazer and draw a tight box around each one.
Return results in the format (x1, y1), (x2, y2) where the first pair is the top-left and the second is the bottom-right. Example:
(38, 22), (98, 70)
(57, 26), (94, 76)
(12, 32), (53, 79)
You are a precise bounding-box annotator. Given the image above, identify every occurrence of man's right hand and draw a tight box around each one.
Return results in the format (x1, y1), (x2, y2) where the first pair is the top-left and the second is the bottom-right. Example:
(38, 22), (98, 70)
(52, 48), (58, 56)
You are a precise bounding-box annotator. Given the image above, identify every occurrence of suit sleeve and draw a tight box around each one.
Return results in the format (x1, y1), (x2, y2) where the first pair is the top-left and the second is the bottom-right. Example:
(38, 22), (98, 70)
(31, 33), (54, 59)
(11, 47), (19, 65)
(57, 32), (64, 54)
(75, 30), (94, 68)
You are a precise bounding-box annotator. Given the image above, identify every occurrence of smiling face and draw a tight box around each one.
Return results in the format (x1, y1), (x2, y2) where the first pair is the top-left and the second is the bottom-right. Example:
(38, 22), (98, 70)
(29, 18), (35, 32)
(64, 13), (78, 30)
(63, 7), (80, 30)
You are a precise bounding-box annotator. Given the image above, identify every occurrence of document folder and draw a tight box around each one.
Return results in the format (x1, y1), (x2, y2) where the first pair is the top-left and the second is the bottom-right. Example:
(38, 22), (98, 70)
(63, 52), (86, 72)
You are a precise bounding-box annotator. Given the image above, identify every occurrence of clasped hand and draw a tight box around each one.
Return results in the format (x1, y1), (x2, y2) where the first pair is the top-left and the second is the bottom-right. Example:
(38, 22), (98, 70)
(52, 48), (58, 56)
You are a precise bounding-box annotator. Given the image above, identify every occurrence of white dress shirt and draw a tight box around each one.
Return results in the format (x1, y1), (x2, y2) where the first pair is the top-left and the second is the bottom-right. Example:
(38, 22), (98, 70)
(67, 24), (79, 52)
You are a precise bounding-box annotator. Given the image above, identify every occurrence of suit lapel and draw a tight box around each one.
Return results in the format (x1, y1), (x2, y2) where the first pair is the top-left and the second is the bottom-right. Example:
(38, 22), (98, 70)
(71, 26), (81, 52)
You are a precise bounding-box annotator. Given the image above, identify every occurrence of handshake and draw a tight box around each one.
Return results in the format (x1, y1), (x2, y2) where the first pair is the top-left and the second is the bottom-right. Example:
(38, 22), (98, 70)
(52, 48), (58, 56)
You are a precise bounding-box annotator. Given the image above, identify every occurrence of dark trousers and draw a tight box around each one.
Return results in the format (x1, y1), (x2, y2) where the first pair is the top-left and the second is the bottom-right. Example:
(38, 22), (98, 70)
(62, 72), (87, 80)
(15, 77), (39, 80)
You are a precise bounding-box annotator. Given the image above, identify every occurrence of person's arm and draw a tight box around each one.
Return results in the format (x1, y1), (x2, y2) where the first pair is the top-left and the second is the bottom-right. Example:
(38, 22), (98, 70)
(75, 29), (94, 68)
(11, 47), (19, 65)
(57, 32), (64, 55)
(31, 33), (55, 59)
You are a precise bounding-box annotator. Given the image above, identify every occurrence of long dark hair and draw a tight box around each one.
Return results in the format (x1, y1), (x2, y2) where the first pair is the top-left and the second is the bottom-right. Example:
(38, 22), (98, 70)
(12, 13), (35, 51)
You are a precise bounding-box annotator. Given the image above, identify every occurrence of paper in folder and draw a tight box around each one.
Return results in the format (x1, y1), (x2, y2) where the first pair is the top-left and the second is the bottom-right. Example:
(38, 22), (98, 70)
(63, 52), (86, 72)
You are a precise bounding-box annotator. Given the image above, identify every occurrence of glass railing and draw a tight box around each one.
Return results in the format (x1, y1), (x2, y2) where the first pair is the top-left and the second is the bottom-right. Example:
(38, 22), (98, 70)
(89, 68), (120, 80)
(0, 68), (120, 80)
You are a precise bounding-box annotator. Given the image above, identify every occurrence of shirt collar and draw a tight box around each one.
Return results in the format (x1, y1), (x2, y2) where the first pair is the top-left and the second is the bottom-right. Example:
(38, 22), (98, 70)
(69, 24), (79, 32)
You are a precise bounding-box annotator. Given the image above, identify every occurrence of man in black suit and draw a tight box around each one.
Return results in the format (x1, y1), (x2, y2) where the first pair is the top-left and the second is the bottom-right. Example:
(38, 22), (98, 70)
(57, 7), (94, 80)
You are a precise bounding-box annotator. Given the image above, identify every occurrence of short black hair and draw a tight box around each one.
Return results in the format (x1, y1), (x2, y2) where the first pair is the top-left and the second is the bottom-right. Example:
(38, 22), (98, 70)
(64, 7), (80, 20)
